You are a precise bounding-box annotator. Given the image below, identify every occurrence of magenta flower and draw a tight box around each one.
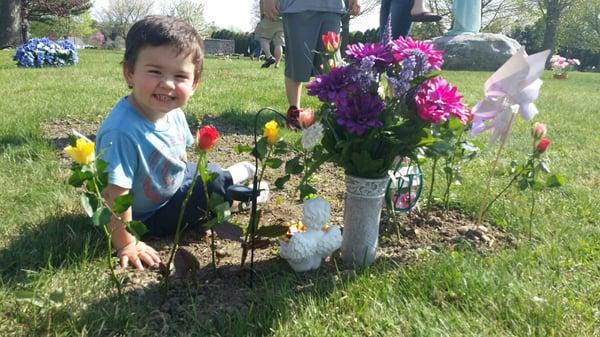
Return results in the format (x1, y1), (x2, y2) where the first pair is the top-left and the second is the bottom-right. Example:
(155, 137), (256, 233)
(415, 77), (470, 124)
(389, 37), (444, 71)
(345, 42), (393, 70)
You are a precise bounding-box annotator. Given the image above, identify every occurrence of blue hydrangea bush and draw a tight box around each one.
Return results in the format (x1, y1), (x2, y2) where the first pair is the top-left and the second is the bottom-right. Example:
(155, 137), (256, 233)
(13, 38), (78, 68)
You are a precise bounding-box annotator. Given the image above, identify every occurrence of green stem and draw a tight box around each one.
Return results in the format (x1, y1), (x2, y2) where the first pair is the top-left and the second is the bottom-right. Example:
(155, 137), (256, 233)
(90, 176), (122, 296)
(198, 154), (217, 275)
(529, 138), (537, 243)
(426, 158), (438, 215)
(481, 169), (523, 216)
(165, 155), (204, 275)
(102, 224), (122, 296)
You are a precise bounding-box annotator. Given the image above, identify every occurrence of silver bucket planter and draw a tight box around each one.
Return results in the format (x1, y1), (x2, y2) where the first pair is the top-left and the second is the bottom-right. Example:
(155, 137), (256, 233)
(341, 174), (389, 267)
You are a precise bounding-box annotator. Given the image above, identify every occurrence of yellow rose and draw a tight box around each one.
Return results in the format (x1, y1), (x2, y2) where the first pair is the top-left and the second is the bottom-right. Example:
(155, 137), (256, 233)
(263, 120), (279, 145)
(64, 138), (95, 165)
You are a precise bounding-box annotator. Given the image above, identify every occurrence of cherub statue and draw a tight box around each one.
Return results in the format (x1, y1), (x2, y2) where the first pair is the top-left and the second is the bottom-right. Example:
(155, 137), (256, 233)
(279, 197), (342, 272)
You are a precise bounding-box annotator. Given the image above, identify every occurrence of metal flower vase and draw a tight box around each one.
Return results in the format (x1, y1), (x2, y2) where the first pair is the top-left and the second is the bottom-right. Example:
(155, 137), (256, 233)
(341, 174), (389, 267)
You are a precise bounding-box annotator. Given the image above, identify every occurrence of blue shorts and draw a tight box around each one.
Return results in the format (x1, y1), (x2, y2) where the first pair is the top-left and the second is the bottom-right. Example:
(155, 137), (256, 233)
(144, 163), (233, 237)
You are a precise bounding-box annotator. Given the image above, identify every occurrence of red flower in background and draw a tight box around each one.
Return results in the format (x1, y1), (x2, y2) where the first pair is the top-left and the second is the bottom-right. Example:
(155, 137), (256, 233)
(322, 32), (340, 54)
(196, 126), (219, 151)
(536, 138), (550, 154)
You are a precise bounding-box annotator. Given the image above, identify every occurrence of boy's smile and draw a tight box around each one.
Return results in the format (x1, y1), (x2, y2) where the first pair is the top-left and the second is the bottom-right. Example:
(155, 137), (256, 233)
(123, 45), (199, 123)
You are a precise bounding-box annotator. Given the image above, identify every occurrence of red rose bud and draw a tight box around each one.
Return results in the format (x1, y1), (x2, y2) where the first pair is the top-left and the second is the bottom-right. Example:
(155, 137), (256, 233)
(536, 138), (550, 154)
(196, 126), (219, 151)
(322, 32), (340, 54)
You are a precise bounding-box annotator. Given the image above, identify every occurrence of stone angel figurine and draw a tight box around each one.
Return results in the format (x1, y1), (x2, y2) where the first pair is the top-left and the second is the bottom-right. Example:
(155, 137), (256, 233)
(279, 197), (342, 272)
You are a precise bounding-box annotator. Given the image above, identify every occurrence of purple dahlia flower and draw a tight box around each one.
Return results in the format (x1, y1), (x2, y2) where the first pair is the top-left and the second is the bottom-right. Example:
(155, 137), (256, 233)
(334, 90), (385, 136)
(345, 42), (393, 70)
(306, 66), (354, 103)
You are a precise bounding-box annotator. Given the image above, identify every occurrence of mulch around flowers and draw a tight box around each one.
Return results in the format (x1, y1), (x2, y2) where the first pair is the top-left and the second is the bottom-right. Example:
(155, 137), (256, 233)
(44, 118), (515, 323)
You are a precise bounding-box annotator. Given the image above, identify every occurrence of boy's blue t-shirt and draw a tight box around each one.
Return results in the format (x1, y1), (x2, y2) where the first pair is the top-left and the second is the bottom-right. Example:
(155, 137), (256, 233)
(96, 97), (194, 221)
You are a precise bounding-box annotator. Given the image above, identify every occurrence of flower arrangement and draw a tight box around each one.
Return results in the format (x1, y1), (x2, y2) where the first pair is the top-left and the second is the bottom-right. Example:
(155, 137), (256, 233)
(13, 38), (78, 68)
(300, 34), (469, 185)
(550, 54), (580, 78)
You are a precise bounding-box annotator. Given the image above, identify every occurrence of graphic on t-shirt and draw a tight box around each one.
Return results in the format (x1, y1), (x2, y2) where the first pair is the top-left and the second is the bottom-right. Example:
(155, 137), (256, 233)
(142, 133), (186, 205)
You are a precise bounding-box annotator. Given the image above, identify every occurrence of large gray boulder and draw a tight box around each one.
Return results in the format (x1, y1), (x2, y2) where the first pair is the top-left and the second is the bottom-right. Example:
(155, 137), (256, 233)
(432, 33), (521, 71)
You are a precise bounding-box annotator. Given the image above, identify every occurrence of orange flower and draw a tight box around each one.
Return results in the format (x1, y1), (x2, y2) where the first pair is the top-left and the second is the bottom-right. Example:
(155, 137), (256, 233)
(298, 108), (315, 128)
(196, 126), (219, 151)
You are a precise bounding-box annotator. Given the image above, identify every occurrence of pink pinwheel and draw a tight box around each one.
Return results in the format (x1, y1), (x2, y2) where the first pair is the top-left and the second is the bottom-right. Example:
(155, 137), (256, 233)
(471, 48), (550, 144)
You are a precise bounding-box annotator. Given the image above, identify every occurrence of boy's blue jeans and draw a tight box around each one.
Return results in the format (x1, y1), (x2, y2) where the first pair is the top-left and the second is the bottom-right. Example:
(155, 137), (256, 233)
(380, 0), (412, 40)
(144, 163), (233, 237)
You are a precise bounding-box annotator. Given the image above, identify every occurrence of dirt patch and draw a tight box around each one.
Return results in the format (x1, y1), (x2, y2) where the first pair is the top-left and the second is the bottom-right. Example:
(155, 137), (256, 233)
(43, 117), (514, 322)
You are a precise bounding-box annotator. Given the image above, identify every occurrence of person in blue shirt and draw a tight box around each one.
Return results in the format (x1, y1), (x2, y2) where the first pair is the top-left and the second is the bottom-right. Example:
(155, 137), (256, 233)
(97, 16), (258, 271)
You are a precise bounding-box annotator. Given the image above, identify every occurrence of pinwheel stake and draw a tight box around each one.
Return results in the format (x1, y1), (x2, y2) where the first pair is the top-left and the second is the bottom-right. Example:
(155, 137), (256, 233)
(470, 48), (550, 226)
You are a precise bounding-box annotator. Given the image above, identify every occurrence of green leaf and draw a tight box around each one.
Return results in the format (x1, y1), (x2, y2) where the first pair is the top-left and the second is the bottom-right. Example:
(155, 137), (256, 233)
(204, 218), (218, 230)
(214, 202), (231, 223)
(235, 144), (253, 154)
(275, 175), (290, 189)
(112, 193), (133, 213)
(80, 194), (94, 217)
(68, 168), (92, 187)
(519, 178), (530, 190)
(255, 224), (289, 238)
(546, 174), (566, 187)
(252, 138), (268, 160)
(299, 183), (317, 200)
(207, 171), (219, 184)
(285, 157), (304, 175)
(126, 220), (148, 241)
(265, 158), (283, 169)
(208, 193), (226, 211)
(92, 207), (111, 228)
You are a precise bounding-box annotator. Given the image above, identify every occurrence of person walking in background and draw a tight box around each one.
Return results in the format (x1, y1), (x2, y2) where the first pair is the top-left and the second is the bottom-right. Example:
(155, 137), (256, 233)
(262, 0), (360, 120)
(247, 31), (262, 61)
(255, 0), (285, 68)
(380, 0), (441, 40)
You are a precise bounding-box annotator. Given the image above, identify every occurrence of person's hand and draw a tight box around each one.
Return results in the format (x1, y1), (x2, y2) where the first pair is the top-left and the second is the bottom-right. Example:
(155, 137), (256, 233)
(262, 0), (280, 21)
(117, 240), (161, 271)
(348, 0), (361, 16)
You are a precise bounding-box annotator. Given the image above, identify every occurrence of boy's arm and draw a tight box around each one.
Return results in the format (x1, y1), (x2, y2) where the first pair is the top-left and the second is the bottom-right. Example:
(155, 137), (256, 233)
(103, 184), (161, 271)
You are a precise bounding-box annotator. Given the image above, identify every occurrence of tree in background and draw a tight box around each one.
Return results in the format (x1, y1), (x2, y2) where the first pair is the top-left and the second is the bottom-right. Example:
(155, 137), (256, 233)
(161, 0), (212, 38)
(30, 11), (95, 40)
(0, 0), (20, 48)
(19, 0), (92, 43)
(96, 0), (154, 40)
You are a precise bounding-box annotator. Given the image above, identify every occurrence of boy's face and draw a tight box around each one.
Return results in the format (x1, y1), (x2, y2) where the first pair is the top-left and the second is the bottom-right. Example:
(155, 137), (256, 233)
(123, 45), (199, 122)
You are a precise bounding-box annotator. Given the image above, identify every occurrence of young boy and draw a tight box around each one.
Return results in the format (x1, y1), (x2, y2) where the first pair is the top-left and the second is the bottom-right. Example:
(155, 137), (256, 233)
(96, 16), (256, 271)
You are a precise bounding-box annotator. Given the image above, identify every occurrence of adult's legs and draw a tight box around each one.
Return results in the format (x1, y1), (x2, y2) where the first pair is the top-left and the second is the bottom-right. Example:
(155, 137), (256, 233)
(259, 38), (273, 58)
(273, 44), (283, 68)
(389, 0), (413, 39)
(411, 0), (427, 14)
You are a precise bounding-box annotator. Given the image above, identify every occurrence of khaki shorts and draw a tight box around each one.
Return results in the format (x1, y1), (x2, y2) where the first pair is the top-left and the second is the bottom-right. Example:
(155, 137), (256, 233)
(254, 19), (285, 46)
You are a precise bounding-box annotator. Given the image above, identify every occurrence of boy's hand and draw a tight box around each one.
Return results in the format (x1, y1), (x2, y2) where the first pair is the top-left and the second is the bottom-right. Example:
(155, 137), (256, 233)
(117, 240), (161, 271)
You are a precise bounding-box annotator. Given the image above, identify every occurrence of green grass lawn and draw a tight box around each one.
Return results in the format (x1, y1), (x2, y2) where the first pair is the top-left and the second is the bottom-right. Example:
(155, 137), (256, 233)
(1, 49), (599, 336)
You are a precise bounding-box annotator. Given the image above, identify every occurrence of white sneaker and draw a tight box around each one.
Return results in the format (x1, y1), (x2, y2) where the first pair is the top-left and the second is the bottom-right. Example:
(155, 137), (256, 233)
(227, 161), (256, 184)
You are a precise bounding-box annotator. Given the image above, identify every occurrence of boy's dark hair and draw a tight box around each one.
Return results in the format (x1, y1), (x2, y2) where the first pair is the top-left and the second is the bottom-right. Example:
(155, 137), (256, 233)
(124, 16), (204, 82)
